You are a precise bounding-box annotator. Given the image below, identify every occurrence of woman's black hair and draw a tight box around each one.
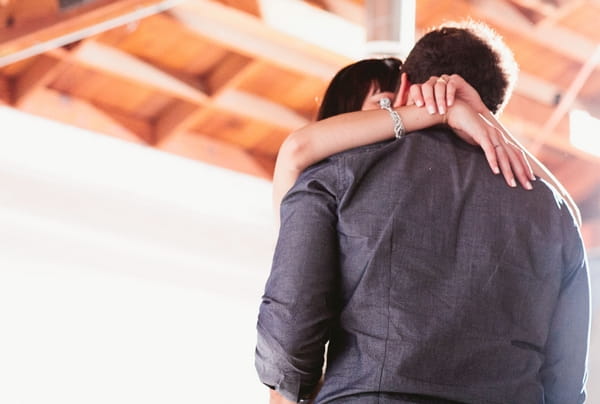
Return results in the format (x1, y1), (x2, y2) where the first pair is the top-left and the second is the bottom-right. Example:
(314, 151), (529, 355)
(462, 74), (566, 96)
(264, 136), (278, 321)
(316, 58), (402, 121)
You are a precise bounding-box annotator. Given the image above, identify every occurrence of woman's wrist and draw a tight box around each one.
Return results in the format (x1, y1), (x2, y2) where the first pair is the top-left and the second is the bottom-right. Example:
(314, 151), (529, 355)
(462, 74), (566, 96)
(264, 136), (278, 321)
(379, 98), (405, 138)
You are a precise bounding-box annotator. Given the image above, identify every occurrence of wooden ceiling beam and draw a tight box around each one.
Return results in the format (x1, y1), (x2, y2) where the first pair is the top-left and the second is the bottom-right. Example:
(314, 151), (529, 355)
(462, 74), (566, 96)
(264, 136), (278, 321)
(153, 60), (264, 145)
(463, 0), (600, 118)
(506, 0), (556, 17)
(502, 112), (598, 164)
(214, 89), (308, 130)
(0, 0), (59, 28)
(96, 104), (155, 142)
(535, 0), (587, 28)
(202, 54), (254, 95)
(169, 0), (351, 81)
(153, 100), (200, 145)
(531, 45), (600, 154)
(28, 42), (304, 146)
(13, 54), (67, 106)
(0, 75), (10, 104)
(153, 60), (307, 146)
(0, 0), (184, 67)
(217, 0), (262, 17)
(514, 71), (563, 107)
(49, 40), (208, 104)
(153, 88), (308, 146)
(529, 45), (600, 156)
(251, 152), (276, 178)
(157, 131), (273, 179)
(17, 87), (151, 144)
(552, 159), (600, 203)
(473, 0), (598, 65)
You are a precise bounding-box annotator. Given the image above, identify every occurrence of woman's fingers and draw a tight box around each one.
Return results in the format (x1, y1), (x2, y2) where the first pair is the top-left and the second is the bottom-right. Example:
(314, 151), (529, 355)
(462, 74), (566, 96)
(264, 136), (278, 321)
(448, 105), (534, 190)
(420, 77), (438, 114)
(477, 131), (501, 176)
(434, 76), (448, 114)
(444, 75), (457, 107)
(520, 147), (536, 181)
(410, 75), (455, 115)
(493, 142), (518, 188)
(489, 131), (534, 190)
(503, 141), (534, 190)
(408, 84), (425, 108)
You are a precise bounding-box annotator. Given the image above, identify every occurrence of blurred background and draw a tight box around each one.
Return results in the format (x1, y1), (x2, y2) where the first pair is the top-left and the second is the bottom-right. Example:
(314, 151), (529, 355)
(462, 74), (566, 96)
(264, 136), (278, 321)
(0, 0), (598, 402)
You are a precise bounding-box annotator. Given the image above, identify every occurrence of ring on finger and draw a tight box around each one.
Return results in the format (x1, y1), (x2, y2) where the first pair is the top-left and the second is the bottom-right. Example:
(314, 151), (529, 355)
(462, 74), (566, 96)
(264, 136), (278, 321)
(436, 77), (448, 84)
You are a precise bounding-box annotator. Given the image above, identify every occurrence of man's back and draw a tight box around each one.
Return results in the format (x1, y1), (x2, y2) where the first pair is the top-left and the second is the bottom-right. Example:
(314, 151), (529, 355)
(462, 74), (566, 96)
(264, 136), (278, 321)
(256, 129), (589, 403)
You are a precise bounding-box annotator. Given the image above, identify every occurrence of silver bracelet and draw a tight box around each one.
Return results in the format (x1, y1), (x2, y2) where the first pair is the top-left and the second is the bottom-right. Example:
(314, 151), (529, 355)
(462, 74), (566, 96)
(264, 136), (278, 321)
(379, 97), (405, 139)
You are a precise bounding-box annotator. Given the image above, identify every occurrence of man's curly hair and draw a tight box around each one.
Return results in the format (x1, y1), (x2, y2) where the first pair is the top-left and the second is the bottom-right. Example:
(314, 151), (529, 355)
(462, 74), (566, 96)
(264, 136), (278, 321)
(401, 20), (518, 114)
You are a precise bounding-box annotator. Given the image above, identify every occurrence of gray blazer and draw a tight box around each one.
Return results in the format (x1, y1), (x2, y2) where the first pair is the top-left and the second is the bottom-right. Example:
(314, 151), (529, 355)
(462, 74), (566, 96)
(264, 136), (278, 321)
(256, 128), (589, 404)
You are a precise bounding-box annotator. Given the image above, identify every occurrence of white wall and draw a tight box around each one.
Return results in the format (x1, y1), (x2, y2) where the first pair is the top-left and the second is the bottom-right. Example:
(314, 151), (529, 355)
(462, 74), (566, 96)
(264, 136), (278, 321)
(0, 107), (274, 403)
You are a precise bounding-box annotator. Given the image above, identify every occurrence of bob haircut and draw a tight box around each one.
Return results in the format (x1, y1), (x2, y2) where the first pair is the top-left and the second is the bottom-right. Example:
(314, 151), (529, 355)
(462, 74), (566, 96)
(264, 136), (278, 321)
(316, 57), (402, 121)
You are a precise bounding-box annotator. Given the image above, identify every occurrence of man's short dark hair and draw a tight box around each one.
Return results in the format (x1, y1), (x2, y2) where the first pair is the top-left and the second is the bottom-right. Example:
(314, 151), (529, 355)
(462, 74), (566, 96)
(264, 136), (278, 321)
(401, 20), (518, 114)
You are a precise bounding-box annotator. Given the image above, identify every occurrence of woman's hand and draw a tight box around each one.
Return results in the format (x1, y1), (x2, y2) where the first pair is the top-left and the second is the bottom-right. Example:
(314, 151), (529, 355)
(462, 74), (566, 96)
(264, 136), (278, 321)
(409, 74), (487, 115)
(409, 75), (535, 189)
(446, 99), (534, 190)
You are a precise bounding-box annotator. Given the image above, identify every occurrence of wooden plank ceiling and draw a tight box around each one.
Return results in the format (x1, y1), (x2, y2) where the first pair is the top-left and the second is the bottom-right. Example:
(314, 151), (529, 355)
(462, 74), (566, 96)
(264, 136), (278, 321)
(1, 0), (599, 249)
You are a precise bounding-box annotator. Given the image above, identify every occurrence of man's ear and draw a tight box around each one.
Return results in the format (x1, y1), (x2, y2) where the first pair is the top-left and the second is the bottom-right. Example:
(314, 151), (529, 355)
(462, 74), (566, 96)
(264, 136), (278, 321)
(393, 72), (411, 107)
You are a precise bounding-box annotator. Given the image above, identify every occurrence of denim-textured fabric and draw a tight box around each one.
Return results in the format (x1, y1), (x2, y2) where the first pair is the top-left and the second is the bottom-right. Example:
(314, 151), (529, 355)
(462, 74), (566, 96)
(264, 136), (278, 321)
(255, 129), (589, 404)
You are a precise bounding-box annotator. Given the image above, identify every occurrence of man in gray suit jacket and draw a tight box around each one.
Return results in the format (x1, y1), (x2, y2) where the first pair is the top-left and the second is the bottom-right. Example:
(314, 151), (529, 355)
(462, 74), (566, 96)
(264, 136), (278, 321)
(256, 21), (589, 404)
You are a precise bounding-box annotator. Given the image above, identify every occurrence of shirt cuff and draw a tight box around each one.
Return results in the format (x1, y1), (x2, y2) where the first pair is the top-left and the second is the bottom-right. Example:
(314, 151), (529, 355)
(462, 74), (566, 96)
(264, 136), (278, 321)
(257, 364), (302, 402)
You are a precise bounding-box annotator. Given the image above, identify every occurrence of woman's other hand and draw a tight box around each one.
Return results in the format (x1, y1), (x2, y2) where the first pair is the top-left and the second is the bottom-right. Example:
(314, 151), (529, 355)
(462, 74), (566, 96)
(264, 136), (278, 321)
(446, 100), (534, 190)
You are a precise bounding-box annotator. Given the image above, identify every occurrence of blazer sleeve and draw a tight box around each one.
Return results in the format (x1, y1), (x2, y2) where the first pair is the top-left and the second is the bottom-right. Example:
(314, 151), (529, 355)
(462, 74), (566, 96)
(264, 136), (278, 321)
(255, 162), (340, 403)
(541, 207), (590, 403)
